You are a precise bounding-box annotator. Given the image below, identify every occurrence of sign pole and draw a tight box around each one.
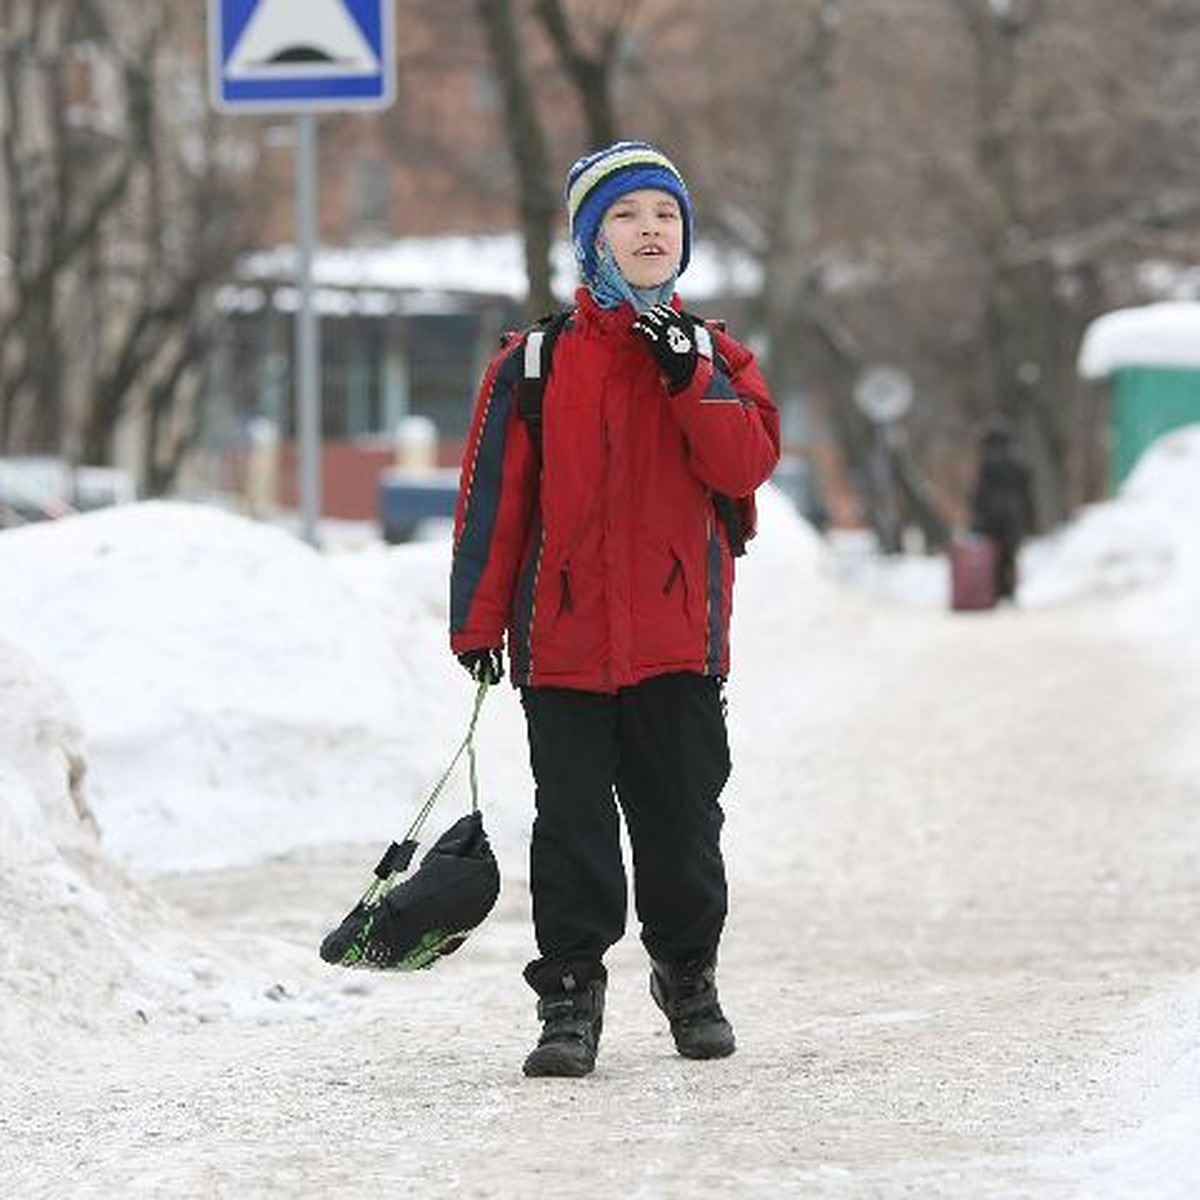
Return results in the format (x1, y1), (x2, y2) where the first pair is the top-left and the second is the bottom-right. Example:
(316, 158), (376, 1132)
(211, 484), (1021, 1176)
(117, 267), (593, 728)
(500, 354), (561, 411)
(209, 0), (394, 546)
(296, 111), (321, 547)
(854, 365), (914, 556)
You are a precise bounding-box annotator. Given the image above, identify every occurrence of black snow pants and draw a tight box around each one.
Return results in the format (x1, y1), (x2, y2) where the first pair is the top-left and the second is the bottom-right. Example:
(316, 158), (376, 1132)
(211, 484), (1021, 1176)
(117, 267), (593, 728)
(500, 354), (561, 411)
(520, 671), (732, 982)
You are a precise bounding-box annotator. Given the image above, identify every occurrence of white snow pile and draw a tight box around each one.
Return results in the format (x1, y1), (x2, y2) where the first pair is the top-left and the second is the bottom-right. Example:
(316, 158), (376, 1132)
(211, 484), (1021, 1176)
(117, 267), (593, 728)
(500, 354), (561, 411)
(1020, 424), (1200, 624)
(0, 501), (430, 873)
(0, 638), (226, 1058)
(1077, 301), (1200, 377)
(1073, 975), (1200, 1200)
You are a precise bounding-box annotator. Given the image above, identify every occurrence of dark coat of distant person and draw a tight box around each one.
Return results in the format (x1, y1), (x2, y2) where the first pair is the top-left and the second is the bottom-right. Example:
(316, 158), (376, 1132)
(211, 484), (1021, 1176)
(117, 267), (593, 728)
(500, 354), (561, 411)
(969, 423), (1036, 599)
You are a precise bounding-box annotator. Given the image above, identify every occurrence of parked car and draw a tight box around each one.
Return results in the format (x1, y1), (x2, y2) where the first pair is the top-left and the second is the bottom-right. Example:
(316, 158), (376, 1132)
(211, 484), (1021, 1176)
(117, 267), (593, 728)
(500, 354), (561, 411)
(0, 457), (136, 529)
(378, 465), (460, 544)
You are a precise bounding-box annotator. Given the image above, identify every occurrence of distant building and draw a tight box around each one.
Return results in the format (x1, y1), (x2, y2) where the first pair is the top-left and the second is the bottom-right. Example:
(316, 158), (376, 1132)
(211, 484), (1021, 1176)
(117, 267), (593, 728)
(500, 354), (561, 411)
(201, 233), (761, 520)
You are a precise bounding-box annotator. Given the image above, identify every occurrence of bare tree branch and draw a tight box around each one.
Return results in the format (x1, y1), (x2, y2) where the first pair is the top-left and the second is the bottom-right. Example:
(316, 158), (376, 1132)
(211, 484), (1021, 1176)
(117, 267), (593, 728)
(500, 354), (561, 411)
(532, 0), (631, 146)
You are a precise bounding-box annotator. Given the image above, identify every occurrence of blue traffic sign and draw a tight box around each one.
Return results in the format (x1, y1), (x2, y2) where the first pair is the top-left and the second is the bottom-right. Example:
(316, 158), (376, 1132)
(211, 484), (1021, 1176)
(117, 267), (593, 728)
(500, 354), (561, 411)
(209, 0), (394, 112)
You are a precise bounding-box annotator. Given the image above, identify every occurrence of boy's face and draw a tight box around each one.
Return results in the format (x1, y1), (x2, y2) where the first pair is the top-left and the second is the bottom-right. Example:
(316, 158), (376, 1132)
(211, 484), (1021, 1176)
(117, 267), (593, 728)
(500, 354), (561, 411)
(599, 188), (683, 289)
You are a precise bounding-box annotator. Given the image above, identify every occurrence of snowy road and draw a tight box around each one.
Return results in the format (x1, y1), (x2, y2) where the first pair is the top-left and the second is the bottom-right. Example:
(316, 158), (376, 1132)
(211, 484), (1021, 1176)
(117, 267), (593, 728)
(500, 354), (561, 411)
(4, 582), (1197, 1198)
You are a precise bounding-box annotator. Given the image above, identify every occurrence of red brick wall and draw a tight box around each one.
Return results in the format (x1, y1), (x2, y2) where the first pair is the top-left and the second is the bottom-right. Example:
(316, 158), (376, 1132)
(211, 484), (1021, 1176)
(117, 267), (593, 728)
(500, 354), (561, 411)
(275, 438), (467, 521)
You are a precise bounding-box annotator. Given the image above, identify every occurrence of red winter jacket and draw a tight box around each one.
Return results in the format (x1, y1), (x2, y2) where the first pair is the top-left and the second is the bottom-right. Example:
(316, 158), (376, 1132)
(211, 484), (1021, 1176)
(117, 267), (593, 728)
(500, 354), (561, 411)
(450, 288), (780, 692)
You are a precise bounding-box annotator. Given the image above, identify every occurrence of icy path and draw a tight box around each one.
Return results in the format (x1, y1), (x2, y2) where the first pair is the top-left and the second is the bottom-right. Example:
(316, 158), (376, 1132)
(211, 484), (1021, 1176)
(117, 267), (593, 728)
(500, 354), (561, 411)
(4, 593), (1198, 1198)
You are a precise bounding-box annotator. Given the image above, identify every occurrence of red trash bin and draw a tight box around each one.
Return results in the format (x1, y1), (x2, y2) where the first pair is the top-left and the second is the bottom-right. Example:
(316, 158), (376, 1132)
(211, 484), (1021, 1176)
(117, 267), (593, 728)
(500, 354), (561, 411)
(948, 533), (999, 611)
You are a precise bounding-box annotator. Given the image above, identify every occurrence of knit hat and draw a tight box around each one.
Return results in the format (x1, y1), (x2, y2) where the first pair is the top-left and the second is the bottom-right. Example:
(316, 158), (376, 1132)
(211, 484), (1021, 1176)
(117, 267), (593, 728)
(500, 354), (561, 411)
(565, 140), (693, 283)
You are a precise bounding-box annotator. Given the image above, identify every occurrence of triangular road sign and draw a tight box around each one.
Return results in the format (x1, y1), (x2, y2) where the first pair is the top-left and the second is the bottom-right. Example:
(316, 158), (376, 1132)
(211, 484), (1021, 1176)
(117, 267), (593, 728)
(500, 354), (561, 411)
(210, 0), (394, 111)
(227, 0), (379, 79)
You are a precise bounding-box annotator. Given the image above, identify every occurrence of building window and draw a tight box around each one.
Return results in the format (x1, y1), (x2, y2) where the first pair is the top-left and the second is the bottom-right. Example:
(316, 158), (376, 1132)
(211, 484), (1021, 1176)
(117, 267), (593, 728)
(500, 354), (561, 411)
(407, 313), (480, 440)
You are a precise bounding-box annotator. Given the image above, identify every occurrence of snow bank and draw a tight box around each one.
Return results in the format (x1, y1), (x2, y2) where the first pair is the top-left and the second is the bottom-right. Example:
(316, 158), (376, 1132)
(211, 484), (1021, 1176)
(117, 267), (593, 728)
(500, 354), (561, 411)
(0, 640), (207, 1061)
(0, 637), (91, 866)
(0, 500), (426, 872)
(727, 482), (842, 713)
(1020, 425), (1200, 628)
(1070, 971), (1200, 1200)
(1078, 301), (1200, 377)
(1025, 425), (1200, 1191)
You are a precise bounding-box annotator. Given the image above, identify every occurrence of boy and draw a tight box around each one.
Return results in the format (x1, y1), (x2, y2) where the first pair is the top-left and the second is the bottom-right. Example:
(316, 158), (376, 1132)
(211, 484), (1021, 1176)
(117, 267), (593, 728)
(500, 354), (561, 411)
(450, 140), (780, 1077)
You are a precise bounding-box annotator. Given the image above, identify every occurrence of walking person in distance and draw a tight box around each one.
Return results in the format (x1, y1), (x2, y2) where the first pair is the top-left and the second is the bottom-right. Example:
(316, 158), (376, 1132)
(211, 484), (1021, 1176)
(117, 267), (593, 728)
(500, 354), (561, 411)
(969, 420), (1036, 601)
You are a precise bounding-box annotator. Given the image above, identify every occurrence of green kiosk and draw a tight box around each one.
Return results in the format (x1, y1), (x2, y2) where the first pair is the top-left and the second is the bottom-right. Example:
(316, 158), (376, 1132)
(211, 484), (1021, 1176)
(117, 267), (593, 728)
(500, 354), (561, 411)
(1078, 301), (1200, 491)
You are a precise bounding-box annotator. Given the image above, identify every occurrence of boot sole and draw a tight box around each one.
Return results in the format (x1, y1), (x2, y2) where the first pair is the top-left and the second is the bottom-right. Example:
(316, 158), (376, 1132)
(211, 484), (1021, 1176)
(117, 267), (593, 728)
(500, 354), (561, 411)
(522, 1047), (595, 1078)
(676, 1037), (737, 1060)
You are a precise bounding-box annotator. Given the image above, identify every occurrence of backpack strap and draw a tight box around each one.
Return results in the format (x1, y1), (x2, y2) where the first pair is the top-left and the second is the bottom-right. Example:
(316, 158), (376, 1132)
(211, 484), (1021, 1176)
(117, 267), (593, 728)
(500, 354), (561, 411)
(712, 492), (748, 558)
(685, 314), (754, 558)
(517, 309), (574, 459)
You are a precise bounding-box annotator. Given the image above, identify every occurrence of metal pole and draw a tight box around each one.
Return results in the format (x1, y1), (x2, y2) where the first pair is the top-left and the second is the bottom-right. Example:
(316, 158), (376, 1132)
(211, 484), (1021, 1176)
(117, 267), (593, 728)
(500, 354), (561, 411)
(295, 111), (321, 546)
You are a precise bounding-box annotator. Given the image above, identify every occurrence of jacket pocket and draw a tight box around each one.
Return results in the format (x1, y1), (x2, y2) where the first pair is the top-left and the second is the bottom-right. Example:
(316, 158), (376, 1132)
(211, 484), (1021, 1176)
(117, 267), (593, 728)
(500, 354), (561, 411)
(634, 539), (704, 669)
(557, 561), (574, 617)
(531, 554), (604, 676)
(662, 546), (688, 616)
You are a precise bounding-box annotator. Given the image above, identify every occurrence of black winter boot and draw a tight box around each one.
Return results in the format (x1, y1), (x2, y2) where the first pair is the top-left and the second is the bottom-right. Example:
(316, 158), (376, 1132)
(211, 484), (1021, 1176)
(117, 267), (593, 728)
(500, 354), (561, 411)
(522, 963), (607, 1078)
(650, 958), (736, 1060)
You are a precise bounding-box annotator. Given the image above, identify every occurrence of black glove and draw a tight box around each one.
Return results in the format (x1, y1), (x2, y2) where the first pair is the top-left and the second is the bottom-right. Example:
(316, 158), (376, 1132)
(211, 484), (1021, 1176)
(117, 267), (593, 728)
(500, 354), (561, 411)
(631, 304), (699, 393)
(457, 647), (504, 684)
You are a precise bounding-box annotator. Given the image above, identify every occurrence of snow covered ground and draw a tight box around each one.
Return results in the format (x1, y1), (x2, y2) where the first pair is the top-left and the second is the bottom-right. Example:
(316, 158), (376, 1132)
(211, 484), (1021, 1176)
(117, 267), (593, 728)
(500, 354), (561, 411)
(1, 429), (1199, 1197)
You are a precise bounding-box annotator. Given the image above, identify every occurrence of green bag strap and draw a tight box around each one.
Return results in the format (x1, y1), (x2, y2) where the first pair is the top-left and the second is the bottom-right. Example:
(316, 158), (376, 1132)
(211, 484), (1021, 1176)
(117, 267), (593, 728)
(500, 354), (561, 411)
(370, 679), (489, 885)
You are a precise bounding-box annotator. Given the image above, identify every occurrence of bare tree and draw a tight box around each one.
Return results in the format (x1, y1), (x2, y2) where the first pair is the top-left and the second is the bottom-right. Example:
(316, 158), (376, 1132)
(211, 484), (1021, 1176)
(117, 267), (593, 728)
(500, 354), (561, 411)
(76, 14), (265, 483)
(938, 0), (1200, 523)
(474, 0), (558, 316)
(0, 1), (270, 493)
(0, 0), (141, 451)
(756, 2), (841, 400)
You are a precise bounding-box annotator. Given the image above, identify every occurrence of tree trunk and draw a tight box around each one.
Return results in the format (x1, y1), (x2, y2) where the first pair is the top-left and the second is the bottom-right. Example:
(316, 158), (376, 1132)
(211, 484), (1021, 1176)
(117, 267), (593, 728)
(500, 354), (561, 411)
(474, 0), (557, 317)
(534, 0), (623, 147)
(758, 3), (840, 408)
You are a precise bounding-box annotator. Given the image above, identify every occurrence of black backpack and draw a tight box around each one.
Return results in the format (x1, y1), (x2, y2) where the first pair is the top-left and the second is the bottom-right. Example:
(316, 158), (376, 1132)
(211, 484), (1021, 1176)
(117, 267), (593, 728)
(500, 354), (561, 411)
(319, 811), (500, 971)
(511, 309), (756, 556)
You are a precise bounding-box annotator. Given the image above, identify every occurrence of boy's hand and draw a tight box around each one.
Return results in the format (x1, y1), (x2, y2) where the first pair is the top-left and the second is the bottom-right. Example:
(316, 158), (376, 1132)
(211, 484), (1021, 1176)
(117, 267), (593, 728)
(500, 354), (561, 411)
(631, 304), (698, 393)
(457, 647), (504, 684)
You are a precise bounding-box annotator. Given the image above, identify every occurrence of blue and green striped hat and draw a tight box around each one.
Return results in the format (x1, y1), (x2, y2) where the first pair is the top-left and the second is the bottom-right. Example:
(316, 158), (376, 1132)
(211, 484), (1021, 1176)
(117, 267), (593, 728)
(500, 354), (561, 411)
(565, 140), (693, 283)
